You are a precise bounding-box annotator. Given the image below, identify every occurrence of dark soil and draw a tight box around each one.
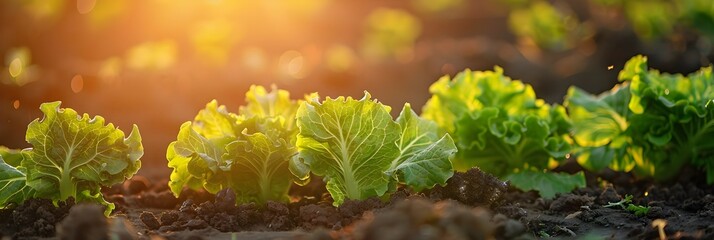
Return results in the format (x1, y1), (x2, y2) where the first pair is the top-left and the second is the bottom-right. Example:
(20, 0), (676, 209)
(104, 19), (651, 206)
(1, 168), (713, 239)
(0, 198), (74, 239)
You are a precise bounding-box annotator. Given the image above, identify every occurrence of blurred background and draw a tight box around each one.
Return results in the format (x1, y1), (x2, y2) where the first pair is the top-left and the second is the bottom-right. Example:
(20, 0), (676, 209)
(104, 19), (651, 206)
(2, 0), (713, 177)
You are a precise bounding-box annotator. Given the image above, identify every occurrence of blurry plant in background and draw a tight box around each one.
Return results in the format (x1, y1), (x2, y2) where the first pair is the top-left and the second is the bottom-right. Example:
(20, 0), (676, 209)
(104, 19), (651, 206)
(191, 19), (239, 66)
(411, 0), (463, 13)
(593, 0), (714, 40)
(362, 8), (421, 62)
(507, 1), (592, 50)
(126, 40), (178, 71)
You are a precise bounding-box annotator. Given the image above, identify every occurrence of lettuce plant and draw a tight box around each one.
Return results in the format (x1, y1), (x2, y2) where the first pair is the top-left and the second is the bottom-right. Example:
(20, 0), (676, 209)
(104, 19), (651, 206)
(0, 102), (143, 215)
(567, 55), (714, 183)
(422, 68), (584, 198)
(167, 85), (310, 205)
(296, 93), (457, 205)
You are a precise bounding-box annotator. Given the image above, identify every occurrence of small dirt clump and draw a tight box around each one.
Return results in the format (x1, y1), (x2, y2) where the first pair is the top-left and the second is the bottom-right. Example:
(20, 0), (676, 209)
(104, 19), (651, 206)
(429, 168), (508, 207)
(0, 198), (74, 238)
(140, 211), (161, 230)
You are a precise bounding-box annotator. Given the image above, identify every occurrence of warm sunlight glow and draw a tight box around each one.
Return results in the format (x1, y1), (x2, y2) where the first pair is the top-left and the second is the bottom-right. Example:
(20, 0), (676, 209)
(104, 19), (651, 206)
(326, 45), (355, 72)
(243, 47), (267, 71)
(126, 40), (177, 71)
(279, 50), (305, 79)
(76, 0), (96, 14)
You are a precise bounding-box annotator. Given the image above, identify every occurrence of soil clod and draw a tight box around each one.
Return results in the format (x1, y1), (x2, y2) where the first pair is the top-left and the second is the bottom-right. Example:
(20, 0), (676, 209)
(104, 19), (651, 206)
(140, 211), (161, 230)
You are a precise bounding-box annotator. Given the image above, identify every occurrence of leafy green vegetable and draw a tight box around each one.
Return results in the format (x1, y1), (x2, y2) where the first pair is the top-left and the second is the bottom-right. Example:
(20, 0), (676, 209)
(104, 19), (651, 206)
(422, 68), (584, 198)
(565, 85), (640, 172)
(0, 155), (33, 208)
(390, 104), (457, 192)
(167, 85), (309, 205)
(296, 93), (456, 205)
(0, 102), (143, 215)
(506, 171), (586, 199)
(0, 146), (23, 167)
(567, 55), (714, 183)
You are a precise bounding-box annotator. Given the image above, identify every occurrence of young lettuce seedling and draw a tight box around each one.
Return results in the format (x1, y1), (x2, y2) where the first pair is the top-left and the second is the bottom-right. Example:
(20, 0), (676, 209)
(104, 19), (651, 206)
(296, 93), (457, 205)
(0, 102), (143, 215)
(167, 85), (309, 205)
(422, 68), (584, 198)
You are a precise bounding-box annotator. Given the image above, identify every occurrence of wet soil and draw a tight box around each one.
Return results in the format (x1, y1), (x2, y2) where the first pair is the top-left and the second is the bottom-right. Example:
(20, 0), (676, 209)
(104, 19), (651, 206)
(1, 168), (713, 239)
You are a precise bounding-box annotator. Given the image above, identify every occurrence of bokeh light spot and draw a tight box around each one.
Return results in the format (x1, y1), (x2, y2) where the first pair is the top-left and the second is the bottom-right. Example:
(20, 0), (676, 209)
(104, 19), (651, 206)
(8, 58), (23, 78)
(279, 50), (305, 79)
(242, 47), (267, 71)
(77, 0), (97, 14)
(71, 75), (84, 93)
(12, 100), (20, 110)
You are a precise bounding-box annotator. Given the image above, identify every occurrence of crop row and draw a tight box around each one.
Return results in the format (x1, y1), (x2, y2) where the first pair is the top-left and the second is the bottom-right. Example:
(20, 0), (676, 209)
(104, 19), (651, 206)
(1, 55), (712, 214)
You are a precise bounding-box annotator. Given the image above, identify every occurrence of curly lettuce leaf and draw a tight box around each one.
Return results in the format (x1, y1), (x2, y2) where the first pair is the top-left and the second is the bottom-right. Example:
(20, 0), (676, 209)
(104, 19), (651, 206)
(621, 56), (714, 183)
(168, 85), (309, 205)
(21, 101), (143, 215)
(225, 123), (297, 204)
(168, 121), (234, 195)
(240, 85), (299, 124)
(0, 146), (23, 167)
(565, 85), (638, 172)
(388, 104), (457, 192)
(423, 68), (580, 198)
(297, 93), (399, 205)
(572, 55), (714, 183)
(0, 156), (34, 208)
(240, 85), (310, 184)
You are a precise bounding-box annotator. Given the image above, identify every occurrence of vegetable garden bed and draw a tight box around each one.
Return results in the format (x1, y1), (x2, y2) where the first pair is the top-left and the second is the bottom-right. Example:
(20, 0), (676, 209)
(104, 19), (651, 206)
(1, 168), (713, 239)
(1, 56), (713, 239)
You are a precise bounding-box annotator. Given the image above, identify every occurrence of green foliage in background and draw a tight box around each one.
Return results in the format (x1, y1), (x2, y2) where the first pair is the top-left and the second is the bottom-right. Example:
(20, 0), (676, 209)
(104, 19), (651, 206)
(362, 8), (421, 61)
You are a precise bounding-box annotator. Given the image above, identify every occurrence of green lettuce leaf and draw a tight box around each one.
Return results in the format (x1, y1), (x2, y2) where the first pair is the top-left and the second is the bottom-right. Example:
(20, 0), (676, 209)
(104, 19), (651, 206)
(620, 55), (714, 183)
(21, 101), (143, 215)
(423, 68), (582, 198)
(0, 146), (24, 167)
(167, 85), (309, 205)
(507, 171), (586, 199)
(0, 156), (33, 208)
(225, 122), (296, 204)
(297, 93), (398, 205)
(569, 55), (714, 183)
(297, 93), (456, 205)
(565, 85), (638, 172)
(388, 104), (456, 192)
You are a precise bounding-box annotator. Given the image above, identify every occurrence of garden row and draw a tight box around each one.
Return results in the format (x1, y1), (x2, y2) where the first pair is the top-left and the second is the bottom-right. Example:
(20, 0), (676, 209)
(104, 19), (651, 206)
(1, 55), (712, 215)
